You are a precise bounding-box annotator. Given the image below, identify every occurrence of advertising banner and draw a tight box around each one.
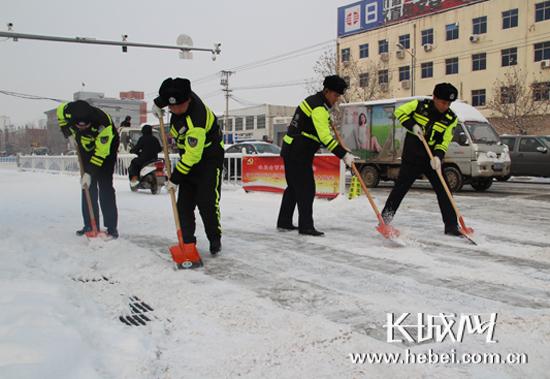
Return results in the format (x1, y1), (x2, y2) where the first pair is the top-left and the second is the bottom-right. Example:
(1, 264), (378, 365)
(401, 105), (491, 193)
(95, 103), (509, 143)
(338, 0), (384, 36)
(338, 0), (482, 37)
(241, 155), (341, 199)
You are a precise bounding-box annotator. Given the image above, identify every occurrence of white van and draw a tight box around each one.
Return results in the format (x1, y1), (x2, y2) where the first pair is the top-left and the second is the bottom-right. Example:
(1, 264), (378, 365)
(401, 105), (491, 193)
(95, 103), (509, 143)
(339, 97), (511, 191)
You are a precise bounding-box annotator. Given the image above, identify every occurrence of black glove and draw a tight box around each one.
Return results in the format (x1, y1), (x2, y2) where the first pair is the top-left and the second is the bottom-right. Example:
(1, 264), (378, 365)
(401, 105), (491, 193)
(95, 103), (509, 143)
(61, 126), (72, 139)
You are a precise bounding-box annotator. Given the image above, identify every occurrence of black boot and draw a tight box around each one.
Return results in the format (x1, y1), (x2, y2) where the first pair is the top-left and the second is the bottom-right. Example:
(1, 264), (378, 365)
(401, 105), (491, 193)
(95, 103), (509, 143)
(299, 228), (325, 236)
(107, 229), (119, 239)
(210, 239), (221, 255)
(444, 225), (462, 236)
(76, 226), (92, 236)
(277, 224), (298, 232)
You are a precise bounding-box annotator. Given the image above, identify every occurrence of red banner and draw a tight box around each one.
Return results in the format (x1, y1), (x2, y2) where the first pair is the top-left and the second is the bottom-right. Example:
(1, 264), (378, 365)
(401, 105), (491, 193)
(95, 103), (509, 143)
(241, 155), (341, 199)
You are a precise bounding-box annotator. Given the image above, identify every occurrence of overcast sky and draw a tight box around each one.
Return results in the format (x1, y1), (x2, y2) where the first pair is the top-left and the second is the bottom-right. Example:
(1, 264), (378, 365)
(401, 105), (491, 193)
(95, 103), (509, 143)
(1, 0), (349, 125)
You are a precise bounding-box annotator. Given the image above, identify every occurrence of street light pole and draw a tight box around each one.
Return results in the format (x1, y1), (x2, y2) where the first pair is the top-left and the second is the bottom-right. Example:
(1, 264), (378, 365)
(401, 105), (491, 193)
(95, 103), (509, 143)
(412, 23), (416, 96)
(396, 41), (416, 97)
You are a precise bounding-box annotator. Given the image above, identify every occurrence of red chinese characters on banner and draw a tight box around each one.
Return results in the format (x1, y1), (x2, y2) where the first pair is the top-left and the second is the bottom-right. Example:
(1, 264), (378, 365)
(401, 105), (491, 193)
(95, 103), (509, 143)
(241, 155), (341, 199)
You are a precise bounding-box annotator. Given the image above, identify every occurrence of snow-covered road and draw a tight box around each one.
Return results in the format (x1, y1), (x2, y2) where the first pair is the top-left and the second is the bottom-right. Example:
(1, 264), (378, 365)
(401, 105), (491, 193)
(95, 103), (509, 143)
(1, 169), (549, 378)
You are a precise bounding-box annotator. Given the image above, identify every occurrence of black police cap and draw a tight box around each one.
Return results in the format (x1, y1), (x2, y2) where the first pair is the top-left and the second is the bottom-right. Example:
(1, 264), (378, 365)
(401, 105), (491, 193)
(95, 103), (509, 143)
(153, 77), (192, 108)
(433, 82), (458, 102)
(323, 75), (348, 95)
(66, 100), (94, 124)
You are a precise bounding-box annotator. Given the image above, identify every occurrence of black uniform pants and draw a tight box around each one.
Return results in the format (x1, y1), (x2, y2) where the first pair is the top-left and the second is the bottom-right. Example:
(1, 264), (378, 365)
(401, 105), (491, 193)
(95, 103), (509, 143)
(177, 159), (223, 244)
(82, 160), (118, 232)
(277, 156), (316, 231)
(128, 156), (147, 179)
(381, 160), (457, 228)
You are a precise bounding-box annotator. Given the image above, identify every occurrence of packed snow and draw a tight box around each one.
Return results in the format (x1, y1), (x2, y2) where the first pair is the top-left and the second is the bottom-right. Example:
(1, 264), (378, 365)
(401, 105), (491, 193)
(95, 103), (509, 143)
(1, 168), (549, 378)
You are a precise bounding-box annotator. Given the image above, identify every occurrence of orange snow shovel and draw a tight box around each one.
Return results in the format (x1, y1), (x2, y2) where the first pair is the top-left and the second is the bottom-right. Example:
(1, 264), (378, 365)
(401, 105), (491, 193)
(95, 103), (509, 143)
(158, 115), (203, 269)
(75, 146), (105, 238)
(418, 134), (475, 240)
(330, 124), (400, 239)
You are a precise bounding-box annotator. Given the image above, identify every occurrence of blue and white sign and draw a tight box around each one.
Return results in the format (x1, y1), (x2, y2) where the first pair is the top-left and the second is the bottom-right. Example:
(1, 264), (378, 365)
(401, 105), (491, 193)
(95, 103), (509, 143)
(338, 0), (384, 37)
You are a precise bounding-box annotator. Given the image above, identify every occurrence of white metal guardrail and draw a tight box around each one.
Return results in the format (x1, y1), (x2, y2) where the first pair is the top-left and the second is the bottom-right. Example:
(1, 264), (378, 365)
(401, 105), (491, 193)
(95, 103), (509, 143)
(5, 153), (246, 184)
(0, 156), (18, 169)
(3, 153), (346, 194)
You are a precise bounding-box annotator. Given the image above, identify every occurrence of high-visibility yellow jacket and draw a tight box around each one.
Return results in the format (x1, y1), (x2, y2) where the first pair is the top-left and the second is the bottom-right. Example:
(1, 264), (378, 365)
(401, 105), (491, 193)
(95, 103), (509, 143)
(168, 92), (224, 182)
(395, 98), (457, 161)
(281, 92), (346, 162)
(56, 102), (119, 173)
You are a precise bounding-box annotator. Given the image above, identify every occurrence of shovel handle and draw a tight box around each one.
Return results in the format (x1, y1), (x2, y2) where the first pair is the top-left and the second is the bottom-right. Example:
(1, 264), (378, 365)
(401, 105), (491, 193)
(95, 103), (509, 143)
(418, 134), (472, 232)
(330, 124), (389, 227)
(75, 145), (99, 234)
(158, 115), (185, 247)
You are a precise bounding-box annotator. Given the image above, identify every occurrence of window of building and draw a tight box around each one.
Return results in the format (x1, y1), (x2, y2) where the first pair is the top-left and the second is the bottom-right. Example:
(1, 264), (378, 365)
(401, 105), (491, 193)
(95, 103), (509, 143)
(399, 66), (410, 81)
(535, 1), (550, 22)
(502, 9), (518, 29)
(445, 57), (459, 74)
(399, 34), (410, 49)
(378, 39), (388, 54)
(501, 47), (518, 66)
(378, 69), (389, 84)
(226, 118), (234, 131)
(500, 86), (517, 104)
(421, 28), (434, 45)
(235, 117), (243, 131)
(534, 41), (550, 61)
(421, 62), (433, 78)
(359, 43), (369, 59)
(472, 53), (487, 71)
(257, 115), (266, 129)
(446, 23), (459, 40)
(245, 116), (255, 130)
(341, 48), (351, 62)
(533, 82), (550, 101)
(343, 76), (351, 87)
(359, 73), (369, 88)
(472, 16), (487, 34)
(471, 89), (486, 106)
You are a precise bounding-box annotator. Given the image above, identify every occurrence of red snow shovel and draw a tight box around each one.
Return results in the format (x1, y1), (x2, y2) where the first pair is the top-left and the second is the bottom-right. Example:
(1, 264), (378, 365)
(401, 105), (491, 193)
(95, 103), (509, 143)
(330, 124), (400, 239)
(75, 146), (105, 238)
(418, 134), (475, 237)
(158, 115), (203, 269)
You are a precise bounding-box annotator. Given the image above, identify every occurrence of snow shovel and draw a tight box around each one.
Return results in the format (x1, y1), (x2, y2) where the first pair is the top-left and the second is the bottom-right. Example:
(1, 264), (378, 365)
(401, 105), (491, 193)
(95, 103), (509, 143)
(158, 115), (203, 269)
(330, 124), (400, 239)
(418, 134), (475, 239)
(75, 145), (105, 238)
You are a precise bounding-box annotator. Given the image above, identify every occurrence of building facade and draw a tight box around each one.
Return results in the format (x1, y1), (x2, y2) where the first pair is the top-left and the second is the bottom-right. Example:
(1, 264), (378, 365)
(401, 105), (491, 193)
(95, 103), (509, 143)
(217, 104), (294, 145)
(337, 0), (550, 132)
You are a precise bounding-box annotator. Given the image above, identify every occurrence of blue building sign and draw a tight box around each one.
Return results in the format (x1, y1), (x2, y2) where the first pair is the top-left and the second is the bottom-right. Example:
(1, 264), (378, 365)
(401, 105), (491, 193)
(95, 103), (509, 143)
(337, 0), (383, 37)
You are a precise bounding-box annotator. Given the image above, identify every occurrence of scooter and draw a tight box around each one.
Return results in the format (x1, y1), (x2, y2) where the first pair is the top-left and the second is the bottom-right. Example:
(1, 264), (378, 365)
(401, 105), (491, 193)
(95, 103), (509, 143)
(130, 158), (167, 194)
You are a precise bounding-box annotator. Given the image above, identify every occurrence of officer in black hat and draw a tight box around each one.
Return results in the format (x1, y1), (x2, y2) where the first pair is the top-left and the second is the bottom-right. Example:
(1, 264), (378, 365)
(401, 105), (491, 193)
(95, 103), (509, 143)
(380, 82), (461, 236)
(276, 75), (358, 236)
(152, 77), (224, 255)
(56, 100), (120, 238)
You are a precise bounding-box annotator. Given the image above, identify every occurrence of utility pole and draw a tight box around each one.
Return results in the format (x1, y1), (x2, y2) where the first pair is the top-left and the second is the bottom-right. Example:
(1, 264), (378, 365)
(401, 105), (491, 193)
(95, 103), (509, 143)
(220, 70), (234, 143)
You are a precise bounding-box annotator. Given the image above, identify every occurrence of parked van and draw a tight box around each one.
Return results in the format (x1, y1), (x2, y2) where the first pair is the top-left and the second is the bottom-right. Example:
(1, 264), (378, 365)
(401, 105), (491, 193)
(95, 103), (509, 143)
(339, 97), (511, 191)
(499, 134), (550, 179)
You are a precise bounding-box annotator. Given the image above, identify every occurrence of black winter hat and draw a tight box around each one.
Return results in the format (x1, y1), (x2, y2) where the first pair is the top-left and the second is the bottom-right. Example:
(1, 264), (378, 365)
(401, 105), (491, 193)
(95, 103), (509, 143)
(141, 124), (152, 135)
(153, 77), (192, 107)
(66, 100), (94, 125)
(433, 82), (458, 102)
(323, 75), (348, 95)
